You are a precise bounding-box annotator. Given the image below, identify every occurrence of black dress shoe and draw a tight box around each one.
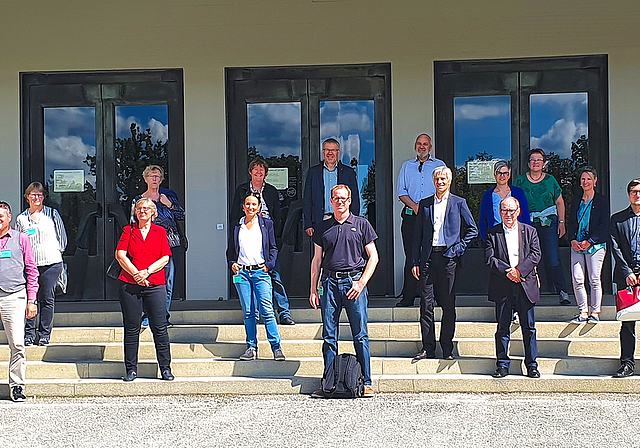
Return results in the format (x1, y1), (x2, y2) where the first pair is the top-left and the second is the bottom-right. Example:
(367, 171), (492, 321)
(161, 367), (175, 381)
(412, 351), (435, 362)
(280, 317), (296, 325)
(122, 370), (137, 382)
(527, 368), (541, 378)
(395, 300), (415, 307)
(492, 367), (509, 378)
(613, 364), (634, 378)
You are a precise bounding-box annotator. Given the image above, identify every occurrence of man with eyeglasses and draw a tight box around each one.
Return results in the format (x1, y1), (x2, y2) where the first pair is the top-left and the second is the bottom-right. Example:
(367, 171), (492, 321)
(485, 197), (542, 379)
(396, 134), (445, 307)
(0, 201), (39, 401)
(303, 138), (360, 238)
(610, 178), (640, 378)
(309, 184), (378, 398)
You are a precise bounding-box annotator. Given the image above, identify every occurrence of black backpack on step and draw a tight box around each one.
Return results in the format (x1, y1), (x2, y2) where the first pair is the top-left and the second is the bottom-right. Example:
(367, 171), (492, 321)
(321, 353), (365, 398)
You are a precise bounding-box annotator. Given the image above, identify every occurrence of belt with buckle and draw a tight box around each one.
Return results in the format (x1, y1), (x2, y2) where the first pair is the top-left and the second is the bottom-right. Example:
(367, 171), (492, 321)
(326, 269), (363, 279)
(240, 263), (265, 270)
(432, 246), (447, 253)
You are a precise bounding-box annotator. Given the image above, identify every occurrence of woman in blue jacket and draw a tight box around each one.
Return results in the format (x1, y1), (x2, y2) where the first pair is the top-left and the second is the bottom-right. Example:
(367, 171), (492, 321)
(567, 167), (610, 324)
(227, 191), (285, 362)
(479, 160), (531, 240)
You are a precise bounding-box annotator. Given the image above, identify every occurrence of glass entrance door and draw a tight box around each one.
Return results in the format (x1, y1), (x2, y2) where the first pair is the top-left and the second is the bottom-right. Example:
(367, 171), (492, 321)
(227, 65), (392, 297)
(22, 70), (185, 301)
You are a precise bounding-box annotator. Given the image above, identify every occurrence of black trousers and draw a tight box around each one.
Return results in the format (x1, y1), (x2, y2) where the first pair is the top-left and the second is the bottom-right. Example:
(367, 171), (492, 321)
(620, 321), (637, 369)
(495, 285), (538, 370)
(119, 282), (171, 372)
(399, 212), (418, 305)
(418, 252), (458, 357)
(25, 262), (63, 341)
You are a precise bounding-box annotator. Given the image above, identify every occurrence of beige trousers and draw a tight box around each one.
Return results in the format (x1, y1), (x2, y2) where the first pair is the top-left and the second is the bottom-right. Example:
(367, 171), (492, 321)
(0, 288), (28, 388)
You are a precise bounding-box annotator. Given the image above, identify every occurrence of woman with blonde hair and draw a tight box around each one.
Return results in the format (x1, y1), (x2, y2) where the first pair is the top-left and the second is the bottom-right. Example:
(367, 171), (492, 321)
(116, 197), (173, 381)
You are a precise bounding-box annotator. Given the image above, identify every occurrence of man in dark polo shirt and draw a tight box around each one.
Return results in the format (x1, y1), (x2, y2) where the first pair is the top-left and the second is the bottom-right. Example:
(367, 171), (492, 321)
(309, 184), (379, 398)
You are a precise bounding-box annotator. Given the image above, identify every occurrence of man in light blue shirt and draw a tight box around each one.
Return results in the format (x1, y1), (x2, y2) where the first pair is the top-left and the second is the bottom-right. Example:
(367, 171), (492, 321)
(396, 134), (445, 307)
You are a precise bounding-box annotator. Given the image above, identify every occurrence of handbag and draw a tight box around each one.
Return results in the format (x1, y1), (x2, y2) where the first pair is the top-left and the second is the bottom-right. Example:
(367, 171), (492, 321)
(615, 286), (640, 321)
(106, 258), (122, 280)
(54, 262), (68, 295)
(106, 225), (132, 280)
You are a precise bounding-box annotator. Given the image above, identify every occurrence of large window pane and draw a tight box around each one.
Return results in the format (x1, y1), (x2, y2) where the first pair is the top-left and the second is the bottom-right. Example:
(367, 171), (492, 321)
(454, 96), (511, 223)
(320, 100), (375, 222)
(530, 92), (589, 208)
(115, 105), (169, 209)
(44, 107), (97, 257)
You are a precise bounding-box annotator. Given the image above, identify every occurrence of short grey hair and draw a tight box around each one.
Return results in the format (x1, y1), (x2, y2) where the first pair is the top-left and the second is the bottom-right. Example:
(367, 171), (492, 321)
(493, 160), (511, 176)
(432, 165), (452, 182)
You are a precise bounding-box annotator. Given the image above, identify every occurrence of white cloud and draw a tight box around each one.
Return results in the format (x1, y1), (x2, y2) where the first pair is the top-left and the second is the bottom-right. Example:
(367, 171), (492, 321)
(530, 118), (588, 157)
(45, 135), (96, 176)
(148, 118), (169, 143)
(455, 103), (509, 121)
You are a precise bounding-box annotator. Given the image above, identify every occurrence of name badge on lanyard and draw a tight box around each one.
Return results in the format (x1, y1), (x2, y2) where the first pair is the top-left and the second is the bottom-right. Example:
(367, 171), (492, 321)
(0, 250), (11, 259)
(27, 228), (36, 236)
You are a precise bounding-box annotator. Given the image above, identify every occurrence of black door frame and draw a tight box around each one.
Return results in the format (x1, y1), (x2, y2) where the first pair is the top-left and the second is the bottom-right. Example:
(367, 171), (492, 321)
(225, 63), (393, 297)
(20, 68), (185, 300)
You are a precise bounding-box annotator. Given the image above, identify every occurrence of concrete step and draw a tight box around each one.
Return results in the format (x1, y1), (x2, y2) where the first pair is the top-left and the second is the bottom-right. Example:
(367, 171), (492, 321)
(32, 305), (619, 327)
(0, 355), (623, 380)
(0, 336), (630, 363)
(0, 320), (624, 346)
(5, 373), (640, 399)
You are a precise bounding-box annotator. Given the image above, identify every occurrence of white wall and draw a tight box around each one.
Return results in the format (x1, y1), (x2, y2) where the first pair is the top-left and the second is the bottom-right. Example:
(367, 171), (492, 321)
(1, 0), (639, 298)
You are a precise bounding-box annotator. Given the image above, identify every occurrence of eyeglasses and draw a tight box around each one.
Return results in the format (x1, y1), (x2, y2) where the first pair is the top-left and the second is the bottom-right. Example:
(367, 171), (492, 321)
(136, 207), (152, 212)
(496, 171), (510, 176)
(323, 149), (339, 153)
(29, 193), (44, 199)
(331, 197), (350, 203)
(146, 175), (162, 180)
(629, 190), (640, 196)
(529, 158), (545, 163)
(500, 208), (519, 215)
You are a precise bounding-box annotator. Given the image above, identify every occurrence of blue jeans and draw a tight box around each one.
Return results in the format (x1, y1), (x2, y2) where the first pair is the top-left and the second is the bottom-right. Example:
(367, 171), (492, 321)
(234, 269), (282, 351)
(533, 215), (567, 294)
(320, 274), (371, 385)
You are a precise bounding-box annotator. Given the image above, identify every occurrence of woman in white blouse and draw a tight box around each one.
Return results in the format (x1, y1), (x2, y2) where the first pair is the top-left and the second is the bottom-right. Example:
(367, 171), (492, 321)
(226, 192), (285, 362)
(16, 182), (67, 346)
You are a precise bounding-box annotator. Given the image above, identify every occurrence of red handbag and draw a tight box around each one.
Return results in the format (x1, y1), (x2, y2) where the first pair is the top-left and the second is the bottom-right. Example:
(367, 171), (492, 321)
(616, 286), (640, 312)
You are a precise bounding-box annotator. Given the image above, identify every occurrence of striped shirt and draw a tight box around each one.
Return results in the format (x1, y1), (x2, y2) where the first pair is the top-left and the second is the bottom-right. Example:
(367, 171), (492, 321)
(15, 206), (67, 266)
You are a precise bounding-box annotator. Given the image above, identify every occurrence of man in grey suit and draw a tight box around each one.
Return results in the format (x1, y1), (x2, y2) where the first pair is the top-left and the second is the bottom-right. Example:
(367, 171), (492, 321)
(485, 196), (542, 378)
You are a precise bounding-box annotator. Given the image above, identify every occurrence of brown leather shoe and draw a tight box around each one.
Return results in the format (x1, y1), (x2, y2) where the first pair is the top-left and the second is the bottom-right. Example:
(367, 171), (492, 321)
(363, 385), (375, 397)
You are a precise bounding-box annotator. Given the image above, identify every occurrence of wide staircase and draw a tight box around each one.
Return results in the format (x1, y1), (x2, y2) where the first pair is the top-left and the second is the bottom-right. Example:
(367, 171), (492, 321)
(1, 296), (638, 398)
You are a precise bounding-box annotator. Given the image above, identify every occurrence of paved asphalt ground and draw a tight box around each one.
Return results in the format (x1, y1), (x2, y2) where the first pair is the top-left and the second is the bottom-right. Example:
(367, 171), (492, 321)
(1, 393), (639, 447)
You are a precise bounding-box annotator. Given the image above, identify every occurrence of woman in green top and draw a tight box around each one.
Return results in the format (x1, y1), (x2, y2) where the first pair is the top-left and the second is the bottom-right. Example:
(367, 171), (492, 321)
(514, 148), (570, 305)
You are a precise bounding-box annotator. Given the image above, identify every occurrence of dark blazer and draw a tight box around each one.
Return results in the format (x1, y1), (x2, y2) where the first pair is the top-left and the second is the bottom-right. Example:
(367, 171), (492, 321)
(567, 192), (610, 246)
(485, 222), (541, 304)
(411, 193), (478, 268)
(478, 186), (531, 240)
(303, 162), (360, 230)
(610, 206), (639, 288)
(226, 216), (278, 271)
(230, 182), (282, 237)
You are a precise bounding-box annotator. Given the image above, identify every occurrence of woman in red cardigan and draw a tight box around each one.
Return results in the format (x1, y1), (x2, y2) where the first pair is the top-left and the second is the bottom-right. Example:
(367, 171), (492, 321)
(116, 198), (173, 382)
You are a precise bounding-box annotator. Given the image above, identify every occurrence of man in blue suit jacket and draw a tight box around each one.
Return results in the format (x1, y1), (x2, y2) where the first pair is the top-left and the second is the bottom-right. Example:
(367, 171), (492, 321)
(303, 138), (360, 237)
(411, 166), (478, 360)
